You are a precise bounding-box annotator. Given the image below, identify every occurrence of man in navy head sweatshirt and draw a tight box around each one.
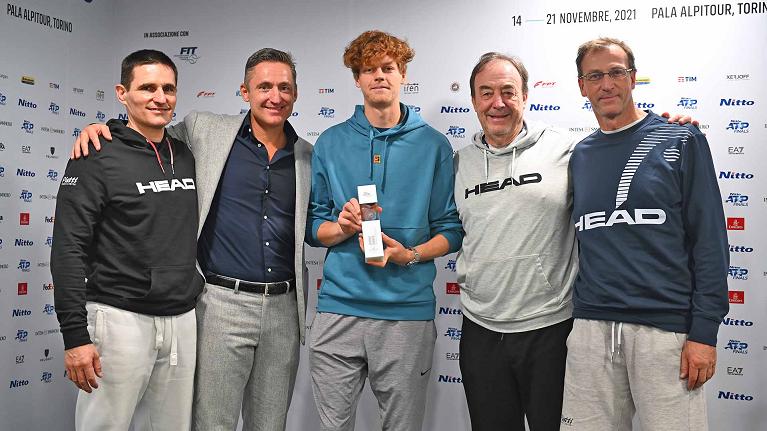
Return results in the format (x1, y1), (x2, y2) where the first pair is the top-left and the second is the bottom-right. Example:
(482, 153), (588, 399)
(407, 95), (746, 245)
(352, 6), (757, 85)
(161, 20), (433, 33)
(560, 37), (729, 431)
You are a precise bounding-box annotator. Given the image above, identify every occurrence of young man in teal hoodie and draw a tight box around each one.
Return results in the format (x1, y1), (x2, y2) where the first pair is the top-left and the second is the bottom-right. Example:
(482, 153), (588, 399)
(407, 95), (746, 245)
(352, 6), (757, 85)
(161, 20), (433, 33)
(307, 30), (463, 430)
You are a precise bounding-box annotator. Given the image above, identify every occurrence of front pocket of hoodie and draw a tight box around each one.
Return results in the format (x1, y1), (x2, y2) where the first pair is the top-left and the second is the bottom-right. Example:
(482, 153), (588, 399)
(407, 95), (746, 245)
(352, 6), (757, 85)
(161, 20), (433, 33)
(135, 265), (199, 304)
(464, 254), (558, 321)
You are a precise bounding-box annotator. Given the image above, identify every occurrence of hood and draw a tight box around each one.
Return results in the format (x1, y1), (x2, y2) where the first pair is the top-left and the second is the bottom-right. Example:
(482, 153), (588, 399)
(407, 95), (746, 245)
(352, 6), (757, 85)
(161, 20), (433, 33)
(470, 120), (548, 181)
(107, 118), (174, 176)
(346, 103), (427, 191)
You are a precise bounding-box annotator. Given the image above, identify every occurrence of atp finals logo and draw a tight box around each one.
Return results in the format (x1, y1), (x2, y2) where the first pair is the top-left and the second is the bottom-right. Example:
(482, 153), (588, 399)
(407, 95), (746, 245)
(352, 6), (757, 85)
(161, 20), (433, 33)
(574, 125), (693, 231)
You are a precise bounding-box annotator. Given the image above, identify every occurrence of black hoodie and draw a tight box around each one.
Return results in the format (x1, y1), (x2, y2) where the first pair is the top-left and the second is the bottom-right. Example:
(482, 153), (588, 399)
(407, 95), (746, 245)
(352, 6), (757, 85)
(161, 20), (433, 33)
(51, 119), (203, 350)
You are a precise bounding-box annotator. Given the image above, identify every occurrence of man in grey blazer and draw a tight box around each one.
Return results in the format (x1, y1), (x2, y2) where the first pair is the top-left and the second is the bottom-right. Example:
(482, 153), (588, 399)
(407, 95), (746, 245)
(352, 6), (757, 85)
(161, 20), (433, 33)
(72, 48), (312, 431)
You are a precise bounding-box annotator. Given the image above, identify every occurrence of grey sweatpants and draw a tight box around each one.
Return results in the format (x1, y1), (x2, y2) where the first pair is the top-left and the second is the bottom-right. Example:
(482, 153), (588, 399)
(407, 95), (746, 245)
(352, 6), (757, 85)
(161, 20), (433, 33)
(309, 312), (437, 431)
(560, 319), (708, 431)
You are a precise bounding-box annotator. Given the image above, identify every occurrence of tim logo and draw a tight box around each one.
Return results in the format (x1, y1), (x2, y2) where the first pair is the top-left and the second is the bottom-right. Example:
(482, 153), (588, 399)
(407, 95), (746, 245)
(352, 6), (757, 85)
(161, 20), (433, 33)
(136, 178), (195, 194)
(726, 120), (749, 133)
(728, 266), (748, 280)
(96, 111), (106, 121)
(15, 329), (28, 342)
(725, 193), (748, 206)
(41, 372), (53, 384)
(318, 88), (334, 94)
(43, 304), (55, 315)
(19, 190), (32, 202)
(21, 120), (34, 133)
(47, 170), (59, 181)
(445, 126), (466, 138)
(724, 339), (748, 354)
(726, 217), (744, 230)
(444, 259), (456, 272)
(677, 98), (697, 109)
(446, 282), (460, 295)
(318, 107), (335, 118)
(175, 47), (200, 64)
(49, 102), (59, 114)
(444, 327), (462, 340)
(677, 76), (697, 82)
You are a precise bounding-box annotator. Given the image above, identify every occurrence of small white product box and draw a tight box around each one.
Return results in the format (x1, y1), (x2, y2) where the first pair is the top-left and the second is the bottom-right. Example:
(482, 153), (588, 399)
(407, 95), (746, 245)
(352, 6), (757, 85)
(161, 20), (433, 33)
(358, 185), (384, 262)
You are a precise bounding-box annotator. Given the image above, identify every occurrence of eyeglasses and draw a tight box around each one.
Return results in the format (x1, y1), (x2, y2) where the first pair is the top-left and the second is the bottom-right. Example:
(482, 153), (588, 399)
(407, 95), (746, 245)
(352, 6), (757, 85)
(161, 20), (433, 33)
(580, 68), (634, 82)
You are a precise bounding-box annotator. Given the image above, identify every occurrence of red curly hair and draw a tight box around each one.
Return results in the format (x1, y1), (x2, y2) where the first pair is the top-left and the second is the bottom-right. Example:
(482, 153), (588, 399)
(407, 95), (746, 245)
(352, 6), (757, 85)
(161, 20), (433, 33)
(343, 30), (415, 79)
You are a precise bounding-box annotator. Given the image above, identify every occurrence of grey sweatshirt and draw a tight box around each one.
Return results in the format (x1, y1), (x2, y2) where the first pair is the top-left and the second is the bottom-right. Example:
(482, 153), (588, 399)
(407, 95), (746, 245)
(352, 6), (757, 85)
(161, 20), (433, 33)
(453, 121), (579, 333)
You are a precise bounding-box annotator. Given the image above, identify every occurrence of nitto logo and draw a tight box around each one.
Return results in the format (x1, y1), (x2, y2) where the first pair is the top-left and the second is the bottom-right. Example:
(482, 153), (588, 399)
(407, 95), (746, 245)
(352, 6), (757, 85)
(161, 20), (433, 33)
(719, 171), (753, 179)
(717, 391), (754, 401)
(465, 173), (543, 199)
(726, 120), (749, 133)
(725, 193), (748, 206)
(175, 47), (200, 64)
(729, 245), (753, 253)
(136, 178), (196, 194)
(70, 107), (86, 117)
(728, 266), (748, 280)
(677, 98), (698, 109)
(438, 307), (462, 315)
(18, 98), (37, 109)
(441, 106), (471, 114)
(720, 98), (755, 106)
(444, 327), (462, 340)
(575, 209), (665, 232)
(437, 375), (463, 383)
(9, 379), (29, 388)
(722, 317), (754, 326)
(19, 190), (32, 202)
(533, 80), (556, 88)
(16, 168), (35, 177)
(635, 102), (655, 109)
(14, 239), (33, 247)
(96, 111), (106, 121)
(12, 309), (31, 317)
(724, 340), (748, 354)
(318, 107), (335, 118)
(445, 126), (466, 138)
(15, 329), (28, 342)
(529, 103), (561, 111)
(21, 120), (34, 133)
(47, 170), (59, 181)
(49, 102), (59, 114)
(444, 259), (456, 272)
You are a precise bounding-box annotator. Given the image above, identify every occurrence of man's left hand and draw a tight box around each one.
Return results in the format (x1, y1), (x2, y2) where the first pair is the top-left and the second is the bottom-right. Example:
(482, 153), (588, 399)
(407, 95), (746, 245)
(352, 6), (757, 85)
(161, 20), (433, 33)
(662, 112), (699, 127)
(679, 340), (716, 390)
(359, 233), (412, 267)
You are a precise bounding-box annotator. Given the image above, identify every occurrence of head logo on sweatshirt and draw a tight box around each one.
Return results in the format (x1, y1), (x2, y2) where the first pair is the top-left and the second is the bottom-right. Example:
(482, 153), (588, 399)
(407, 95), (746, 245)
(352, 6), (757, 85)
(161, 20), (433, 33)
(464, 173), (542, 199)
(574, 125), (694, 232)
(136, 178), (195, 195)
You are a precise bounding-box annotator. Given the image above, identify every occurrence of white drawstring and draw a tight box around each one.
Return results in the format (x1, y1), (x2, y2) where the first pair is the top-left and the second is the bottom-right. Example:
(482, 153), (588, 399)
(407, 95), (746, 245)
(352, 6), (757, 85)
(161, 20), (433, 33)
(610, 322), (624, 363)
(170, 316), (178, 366)
(154, 316), (178, 367)
(154, 317), (163, 350)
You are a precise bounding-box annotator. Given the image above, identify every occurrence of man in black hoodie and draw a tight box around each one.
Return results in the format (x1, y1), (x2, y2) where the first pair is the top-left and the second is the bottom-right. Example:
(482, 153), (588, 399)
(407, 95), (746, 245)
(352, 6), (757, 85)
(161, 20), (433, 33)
(51, 50), (202, 431)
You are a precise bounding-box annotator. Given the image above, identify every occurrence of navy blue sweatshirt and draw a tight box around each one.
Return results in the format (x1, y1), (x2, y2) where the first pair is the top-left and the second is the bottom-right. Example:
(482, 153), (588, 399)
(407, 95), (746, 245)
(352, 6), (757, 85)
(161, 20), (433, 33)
(570, 112), (728, 346)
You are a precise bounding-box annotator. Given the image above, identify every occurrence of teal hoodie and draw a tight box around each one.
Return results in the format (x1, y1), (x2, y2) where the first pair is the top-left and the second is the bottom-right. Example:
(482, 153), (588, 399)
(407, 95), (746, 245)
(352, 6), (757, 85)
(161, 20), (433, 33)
(308, 104), (462, 320)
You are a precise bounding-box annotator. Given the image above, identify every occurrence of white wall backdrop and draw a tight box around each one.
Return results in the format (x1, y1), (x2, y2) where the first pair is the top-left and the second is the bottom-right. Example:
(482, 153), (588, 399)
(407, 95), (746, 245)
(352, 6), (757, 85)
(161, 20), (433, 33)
(1, 0), (765, 430)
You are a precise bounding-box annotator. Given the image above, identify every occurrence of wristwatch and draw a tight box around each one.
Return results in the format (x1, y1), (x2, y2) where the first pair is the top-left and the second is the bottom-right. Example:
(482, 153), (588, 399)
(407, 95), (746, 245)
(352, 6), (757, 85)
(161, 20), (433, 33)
(406, 246), (421, 267)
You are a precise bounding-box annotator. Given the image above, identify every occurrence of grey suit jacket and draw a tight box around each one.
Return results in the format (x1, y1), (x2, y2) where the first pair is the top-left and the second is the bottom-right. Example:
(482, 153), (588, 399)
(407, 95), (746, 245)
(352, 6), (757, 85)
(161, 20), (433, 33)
(169, 111), (312, 343)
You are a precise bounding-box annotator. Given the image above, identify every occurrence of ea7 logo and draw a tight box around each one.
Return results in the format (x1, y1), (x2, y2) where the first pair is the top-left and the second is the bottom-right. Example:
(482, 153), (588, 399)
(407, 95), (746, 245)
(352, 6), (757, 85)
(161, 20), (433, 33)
(727, 367), (744, 376)
(726, 120), (749, 132)
(582, 101), (592, 111)
(728, 266), (748, 280)
(136, 178), (195, 194)
(724, 339), (748, 353)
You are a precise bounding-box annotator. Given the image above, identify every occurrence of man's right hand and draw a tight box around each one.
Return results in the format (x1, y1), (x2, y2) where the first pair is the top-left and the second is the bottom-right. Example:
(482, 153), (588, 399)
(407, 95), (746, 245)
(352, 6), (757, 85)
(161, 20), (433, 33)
(64, 344), (103, 393)
(71, 124), (112, 159)
(338, 198), (363, 236)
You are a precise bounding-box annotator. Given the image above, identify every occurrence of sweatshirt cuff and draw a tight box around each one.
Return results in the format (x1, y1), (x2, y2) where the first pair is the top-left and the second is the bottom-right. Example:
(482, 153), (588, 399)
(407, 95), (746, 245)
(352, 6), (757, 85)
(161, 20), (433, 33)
(62, 326), (92, 351)
(438, 230), (463, 254)
(687, 316), (720, 346)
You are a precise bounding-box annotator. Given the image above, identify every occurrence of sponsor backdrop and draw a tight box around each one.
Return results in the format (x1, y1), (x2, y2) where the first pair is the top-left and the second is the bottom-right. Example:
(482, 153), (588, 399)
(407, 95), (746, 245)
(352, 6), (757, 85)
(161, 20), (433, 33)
(1, 0), (764, 429)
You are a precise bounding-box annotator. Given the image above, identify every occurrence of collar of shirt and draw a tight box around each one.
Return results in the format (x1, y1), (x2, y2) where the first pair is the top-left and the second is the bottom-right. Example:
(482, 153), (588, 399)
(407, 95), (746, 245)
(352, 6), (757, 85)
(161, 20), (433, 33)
(238, 111), (299, 160)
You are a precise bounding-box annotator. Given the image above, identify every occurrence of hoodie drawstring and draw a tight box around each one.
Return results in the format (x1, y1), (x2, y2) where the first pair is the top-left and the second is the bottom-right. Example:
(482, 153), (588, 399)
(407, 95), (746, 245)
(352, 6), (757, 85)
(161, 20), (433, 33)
(154, 315), (178, 366)
(483, 148), (489, 181)
(146, 138), (175, 176)
(610, 321), (623, 363)
(510, 147), (517, 179)
(368, 129), (375, 181)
